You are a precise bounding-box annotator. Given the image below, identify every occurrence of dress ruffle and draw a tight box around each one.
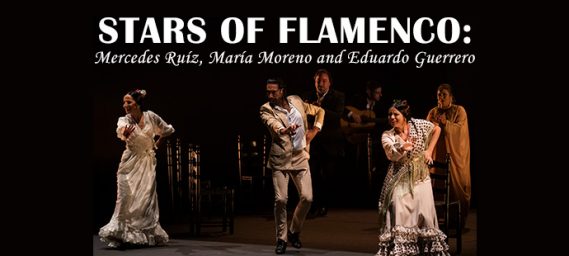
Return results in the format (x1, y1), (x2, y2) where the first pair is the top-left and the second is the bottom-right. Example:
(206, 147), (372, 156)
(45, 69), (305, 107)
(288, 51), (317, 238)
(375, 225), (450, 256)
(99, 221), (169, 247)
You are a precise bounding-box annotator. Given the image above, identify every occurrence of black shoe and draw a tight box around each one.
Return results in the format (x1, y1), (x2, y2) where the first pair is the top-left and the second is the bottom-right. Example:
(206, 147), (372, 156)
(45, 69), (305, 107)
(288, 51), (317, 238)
(275, 239), (287, 254)
(318, 207), (328, 217)
(307, 207), (326, 219)
(307, 210), (318, 219)
(288, 231), (302, 248)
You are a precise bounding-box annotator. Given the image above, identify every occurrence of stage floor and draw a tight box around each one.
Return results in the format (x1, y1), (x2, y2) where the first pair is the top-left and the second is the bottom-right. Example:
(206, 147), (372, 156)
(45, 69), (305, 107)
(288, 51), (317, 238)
(94, 208), (476, 255)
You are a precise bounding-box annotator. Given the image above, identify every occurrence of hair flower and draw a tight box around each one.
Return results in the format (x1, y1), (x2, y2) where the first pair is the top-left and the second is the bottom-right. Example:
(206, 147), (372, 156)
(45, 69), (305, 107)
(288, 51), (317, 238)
(133, 89), (146, 97)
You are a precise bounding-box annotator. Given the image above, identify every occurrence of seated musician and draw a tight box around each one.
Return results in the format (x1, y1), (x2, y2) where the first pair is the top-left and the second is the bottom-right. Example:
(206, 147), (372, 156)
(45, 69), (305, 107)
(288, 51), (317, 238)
(345, 80), (388, 128)
(343, 80), (390, 206)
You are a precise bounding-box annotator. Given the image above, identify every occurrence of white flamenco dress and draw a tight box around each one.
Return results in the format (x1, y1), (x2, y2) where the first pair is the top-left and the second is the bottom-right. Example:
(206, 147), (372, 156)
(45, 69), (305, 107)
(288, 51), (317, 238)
(376, 119), (450, 256)
(99, 110), (175, 248)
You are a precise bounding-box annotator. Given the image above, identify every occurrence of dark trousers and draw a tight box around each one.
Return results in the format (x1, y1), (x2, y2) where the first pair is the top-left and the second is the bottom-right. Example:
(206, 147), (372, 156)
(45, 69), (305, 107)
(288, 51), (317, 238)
(308, 149), (341, 211)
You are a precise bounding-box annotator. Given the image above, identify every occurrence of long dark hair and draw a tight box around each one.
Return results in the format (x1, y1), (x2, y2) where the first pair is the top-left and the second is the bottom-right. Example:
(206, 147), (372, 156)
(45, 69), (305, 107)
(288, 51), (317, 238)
(127, 89), (148, 111)
(392, 99), (418, 135)
(392, 99), (411, 120)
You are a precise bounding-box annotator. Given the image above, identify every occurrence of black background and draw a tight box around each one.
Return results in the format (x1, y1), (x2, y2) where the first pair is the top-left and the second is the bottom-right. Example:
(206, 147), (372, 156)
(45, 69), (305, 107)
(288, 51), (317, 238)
(24, 5), (534, 255)
(92, 12), (482, 250)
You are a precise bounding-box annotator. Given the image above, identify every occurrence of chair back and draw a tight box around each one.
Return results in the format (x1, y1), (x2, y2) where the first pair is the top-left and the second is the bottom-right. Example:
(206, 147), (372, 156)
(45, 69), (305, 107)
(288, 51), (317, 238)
(237, 134), (268, 186)
(430, 153), (462, 254)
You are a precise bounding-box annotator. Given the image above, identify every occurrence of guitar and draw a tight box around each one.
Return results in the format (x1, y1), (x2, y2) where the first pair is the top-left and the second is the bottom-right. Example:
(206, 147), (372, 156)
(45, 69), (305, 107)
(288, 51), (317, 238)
(341, 106), (377, 132)
(341, 106), (378, 144)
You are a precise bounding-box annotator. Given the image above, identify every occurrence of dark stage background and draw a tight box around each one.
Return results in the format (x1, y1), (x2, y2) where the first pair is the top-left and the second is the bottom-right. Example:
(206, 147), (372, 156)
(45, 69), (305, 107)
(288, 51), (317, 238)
(91, 15), (480, 233)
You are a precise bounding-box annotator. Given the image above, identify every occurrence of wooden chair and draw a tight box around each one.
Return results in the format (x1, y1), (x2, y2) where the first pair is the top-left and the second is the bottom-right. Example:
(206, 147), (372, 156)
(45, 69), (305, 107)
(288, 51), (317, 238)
(235, 134), (273, 213)
(165, 140), (235, 235)
(195, 181), (235, 235)
(188, 144), (235, 235)
(237, 134), (268, 188)
(430, 154), (462, 255)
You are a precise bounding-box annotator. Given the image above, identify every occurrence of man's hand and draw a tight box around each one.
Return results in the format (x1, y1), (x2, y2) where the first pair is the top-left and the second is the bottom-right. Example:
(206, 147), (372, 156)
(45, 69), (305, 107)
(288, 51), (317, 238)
(305, 127), (320, 144)
(280, 123), (300, 135)
(351, 113), (362, 123)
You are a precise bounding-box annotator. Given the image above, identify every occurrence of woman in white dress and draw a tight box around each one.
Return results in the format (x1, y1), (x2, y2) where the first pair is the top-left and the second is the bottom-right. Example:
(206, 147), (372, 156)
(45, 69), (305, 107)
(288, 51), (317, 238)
(99, 89), (175, 248)
(375, 100), (449, 256)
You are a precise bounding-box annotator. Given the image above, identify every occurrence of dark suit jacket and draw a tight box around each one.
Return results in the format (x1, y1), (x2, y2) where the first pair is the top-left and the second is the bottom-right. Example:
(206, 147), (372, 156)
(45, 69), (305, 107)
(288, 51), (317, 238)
(302, 89), (345, 156)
